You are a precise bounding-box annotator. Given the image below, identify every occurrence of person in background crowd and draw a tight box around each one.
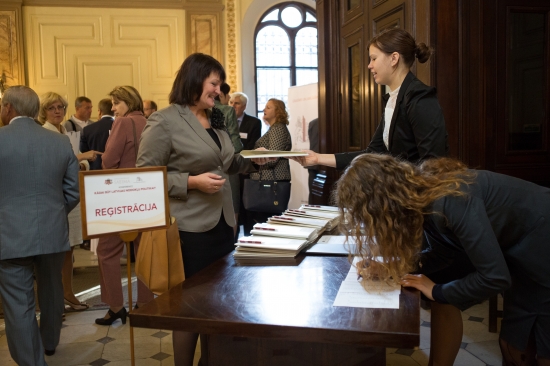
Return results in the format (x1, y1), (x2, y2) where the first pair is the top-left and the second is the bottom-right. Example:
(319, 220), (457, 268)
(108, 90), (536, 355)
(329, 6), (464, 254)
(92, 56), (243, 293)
(136, 53), (263, 366)
(215, 82), (243, 237)
(336, 154), (550, 366)
(63, 96), (94, 132)
(0, 86), (79, 363)
(95, 85), (154, 326)
(306, 118), (319, 203)
(38, 92), (100, 312)
(230, 91), (262, 239)
(143, 99), (157, 119)
(243, 98), (292, 235)
(80, 98), (114, 171)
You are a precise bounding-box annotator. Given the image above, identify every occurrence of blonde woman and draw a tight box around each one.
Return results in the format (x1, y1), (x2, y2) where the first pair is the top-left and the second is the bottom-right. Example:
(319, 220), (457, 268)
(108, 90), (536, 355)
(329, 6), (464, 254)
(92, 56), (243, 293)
(38, 92), (101, 311)
(336, 154), (550, 366)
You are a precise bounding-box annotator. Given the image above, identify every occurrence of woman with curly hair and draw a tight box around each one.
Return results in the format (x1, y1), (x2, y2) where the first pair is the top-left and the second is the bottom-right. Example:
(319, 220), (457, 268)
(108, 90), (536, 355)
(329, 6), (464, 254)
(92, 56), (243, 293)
(137, 53), (262, 366)
(336, 154), (550, 366)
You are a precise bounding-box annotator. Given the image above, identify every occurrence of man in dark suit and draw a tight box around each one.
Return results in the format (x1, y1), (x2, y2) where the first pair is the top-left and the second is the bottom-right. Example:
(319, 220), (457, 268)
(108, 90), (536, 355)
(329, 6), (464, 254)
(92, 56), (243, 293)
(80, 98), (114, 170)
(0, 85), (80, 365)
(229, 92), (262, 239)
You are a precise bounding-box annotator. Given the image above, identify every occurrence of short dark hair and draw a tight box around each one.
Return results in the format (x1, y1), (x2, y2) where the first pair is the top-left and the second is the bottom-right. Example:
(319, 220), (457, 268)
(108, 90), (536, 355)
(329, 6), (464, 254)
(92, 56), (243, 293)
(169, 53), (226, 106)
(75, 96), (92, 108)
(98, 98), (113, 116)
(149, 100), (157, 110)
(220, 82), (230, 95)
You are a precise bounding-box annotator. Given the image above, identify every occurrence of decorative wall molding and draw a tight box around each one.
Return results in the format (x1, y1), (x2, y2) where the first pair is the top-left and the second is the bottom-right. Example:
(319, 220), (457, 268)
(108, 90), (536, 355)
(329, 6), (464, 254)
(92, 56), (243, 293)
(226, 0), (237, 90)
(189, 13), (220, 60)
(22, 0), (223, 11)
(24, 7), (185, 116)
(0, 4), (25, 88)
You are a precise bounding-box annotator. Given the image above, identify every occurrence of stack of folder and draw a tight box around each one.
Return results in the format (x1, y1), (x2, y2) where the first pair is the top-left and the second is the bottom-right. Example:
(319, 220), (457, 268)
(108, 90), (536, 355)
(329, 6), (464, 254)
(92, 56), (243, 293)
(234, 205), (341, 260)
(283, 204), (340, 230)
(233, 236), (310, 259)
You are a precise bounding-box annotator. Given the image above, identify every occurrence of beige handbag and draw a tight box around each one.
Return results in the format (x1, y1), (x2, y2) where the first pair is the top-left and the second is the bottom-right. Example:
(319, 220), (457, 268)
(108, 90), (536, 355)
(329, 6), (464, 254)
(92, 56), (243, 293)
(135, 217), (185, 295)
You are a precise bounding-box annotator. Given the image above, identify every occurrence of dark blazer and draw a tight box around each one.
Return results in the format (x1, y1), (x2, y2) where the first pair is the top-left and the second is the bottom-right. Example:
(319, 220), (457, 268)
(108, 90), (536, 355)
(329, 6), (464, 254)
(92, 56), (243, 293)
(137, 104), (255, 232)
(239, 112), (262, 151)
(80, 115), (114, 170)
(335, 72), (448, 169)
(423, 170), (550, 315)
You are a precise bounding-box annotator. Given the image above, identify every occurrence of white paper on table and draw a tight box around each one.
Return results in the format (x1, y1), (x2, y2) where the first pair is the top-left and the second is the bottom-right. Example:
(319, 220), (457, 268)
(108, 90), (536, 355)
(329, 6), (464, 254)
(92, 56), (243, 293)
(333, 257), (400, 309)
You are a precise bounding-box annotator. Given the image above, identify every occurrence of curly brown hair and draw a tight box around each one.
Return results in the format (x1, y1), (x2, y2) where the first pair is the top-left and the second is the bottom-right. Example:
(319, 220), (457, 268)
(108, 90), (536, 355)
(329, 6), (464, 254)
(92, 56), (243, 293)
(334, 154), (475, 284)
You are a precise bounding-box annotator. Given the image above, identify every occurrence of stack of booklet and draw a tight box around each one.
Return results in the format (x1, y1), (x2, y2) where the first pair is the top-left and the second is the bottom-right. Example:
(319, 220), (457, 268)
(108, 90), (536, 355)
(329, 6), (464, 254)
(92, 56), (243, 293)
(234, 205), (340, 259)
(233, 236), (310, 259)
(283, 204), (340, 230)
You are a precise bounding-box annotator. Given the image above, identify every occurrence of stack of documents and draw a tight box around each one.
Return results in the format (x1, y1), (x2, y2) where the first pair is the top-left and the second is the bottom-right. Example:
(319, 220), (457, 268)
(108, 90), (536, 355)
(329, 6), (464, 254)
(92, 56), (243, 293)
(250, 223), (321, 241)
(233, 236), (310, 259)
(283, 204), (341, 230)
(267, 215), (328, 230)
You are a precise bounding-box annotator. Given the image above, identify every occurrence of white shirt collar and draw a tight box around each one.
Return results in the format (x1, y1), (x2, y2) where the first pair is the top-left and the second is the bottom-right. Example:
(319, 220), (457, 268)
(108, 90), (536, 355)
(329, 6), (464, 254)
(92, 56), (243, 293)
(43, 121), (66, 134)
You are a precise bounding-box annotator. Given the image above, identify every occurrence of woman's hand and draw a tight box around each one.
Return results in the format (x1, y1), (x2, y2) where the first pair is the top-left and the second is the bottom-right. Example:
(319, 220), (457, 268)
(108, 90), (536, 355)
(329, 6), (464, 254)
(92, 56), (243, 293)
(400, 274), (435, 300)
(289, 149), (318, 167)
(250, 147), (277, 165)
(189, 173), (226, 194)
(78, 150), (103, 162)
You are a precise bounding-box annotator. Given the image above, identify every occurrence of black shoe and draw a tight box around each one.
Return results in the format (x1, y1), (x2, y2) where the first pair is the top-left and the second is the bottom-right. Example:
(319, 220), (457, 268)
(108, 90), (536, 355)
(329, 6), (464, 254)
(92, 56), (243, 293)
(80, 240), (91, 250)
(95, 307), (127, 326)
(45, 349), (55, 356)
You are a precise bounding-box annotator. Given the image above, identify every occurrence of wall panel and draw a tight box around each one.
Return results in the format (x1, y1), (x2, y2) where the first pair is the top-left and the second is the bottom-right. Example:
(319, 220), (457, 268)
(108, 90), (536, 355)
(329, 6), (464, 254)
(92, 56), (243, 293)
(24, 7), (186, 116)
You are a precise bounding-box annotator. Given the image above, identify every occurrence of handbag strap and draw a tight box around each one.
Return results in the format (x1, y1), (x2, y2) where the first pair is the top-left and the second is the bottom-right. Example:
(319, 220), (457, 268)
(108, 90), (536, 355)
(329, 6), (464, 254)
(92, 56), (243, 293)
(131, 117), (138, 162)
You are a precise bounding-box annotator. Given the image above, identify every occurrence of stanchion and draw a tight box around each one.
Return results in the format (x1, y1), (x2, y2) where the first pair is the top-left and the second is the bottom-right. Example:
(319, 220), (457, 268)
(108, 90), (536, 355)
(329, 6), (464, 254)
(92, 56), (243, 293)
(120, 231), (138, 366)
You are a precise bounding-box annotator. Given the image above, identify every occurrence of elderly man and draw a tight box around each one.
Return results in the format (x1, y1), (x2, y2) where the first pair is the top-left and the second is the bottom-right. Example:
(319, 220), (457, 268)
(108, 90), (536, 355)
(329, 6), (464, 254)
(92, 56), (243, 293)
(0, 86), (80, 365)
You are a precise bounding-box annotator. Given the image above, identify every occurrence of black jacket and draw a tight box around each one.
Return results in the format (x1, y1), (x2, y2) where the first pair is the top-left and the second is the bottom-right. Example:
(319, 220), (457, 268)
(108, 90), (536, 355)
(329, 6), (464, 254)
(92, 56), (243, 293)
(335, 72), (448, 169)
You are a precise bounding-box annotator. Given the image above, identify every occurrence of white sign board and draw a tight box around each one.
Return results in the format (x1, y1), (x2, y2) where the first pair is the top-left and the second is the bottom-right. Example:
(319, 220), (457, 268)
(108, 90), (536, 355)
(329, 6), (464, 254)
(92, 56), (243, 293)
(80, 167), (169, 238)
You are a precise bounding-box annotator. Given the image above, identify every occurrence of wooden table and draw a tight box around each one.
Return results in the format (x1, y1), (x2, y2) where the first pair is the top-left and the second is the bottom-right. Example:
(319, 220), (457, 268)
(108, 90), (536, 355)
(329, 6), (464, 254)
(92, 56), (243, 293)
(130, 254), (420, 365)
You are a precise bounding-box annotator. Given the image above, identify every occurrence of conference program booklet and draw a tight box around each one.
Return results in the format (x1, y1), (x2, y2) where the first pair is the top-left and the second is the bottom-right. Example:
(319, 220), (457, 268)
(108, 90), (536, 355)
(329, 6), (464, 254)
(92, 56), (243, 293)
(240, 150), (309, 158)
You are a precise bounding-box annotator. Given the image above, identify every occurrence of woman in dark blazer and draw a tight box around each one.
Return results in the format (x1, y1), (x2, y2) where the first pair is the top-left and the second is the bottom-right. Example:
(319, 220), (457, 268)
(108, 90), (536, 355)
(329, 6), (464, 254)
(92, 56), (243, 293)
(136, 53), (258, 366)
(243, 98), (292, 234)
(293, 27), (448, 169)
(336, 154), (550, 366)
(95, 86), (154, 326)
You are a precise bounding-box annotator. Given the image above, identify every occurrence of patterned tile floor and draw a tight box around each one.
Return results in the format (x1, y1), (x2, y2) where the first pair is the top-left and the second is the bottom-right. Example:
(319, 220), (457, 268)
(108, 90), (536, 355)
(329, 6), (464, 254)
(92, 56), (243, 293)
(0, 248), (503, 366)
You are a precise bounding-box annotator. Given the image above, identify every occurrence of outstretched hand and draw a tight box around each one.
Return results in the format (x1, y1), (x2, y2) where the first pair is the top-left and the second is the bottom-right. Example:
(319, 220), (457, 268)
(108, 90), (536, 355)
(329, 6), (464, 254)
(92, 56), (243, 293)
(288, 149), (318, 167)
(400, 274), (435, 300)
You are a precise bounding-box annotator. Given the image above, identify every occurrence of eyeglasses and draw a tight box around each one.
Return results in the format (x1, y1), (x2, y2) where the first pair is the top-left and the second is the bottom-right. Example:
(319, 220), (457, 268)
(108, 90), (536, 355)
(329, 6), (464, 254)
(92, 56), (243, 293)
(47, 105), (66, 112)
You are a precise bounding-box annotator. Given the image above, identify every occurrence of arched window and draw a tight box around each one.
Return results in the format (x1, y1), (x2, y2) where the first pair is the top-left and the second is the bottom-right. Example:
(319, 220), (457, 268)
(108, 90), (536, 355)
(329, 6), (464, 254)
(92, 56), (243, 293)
(255, 2), (318, 117)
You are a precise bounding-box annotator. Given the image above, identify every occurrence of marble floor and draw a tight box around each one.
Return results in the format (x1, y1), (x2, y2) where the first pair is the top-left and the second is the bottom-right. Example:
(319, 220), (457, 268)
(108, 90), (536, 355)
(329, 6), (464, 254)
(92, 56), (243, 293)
(0, 247), (503, 366)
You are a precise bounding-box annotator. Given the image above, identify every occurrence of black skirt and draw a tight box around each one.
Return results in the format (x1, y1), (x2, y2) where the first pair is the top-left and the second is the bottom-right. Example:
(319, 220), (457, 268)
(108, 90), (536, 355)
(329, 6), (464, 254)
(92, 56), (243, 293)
(178, 213), (234, 278)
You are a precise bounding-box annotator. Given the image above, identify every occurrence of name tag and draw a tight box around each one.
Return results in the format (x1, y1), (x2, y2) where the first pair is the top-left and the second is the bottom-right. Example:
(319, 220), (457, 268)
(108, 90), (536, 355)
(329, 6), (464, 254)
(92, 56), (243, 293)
(240, 132), (248, 139)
